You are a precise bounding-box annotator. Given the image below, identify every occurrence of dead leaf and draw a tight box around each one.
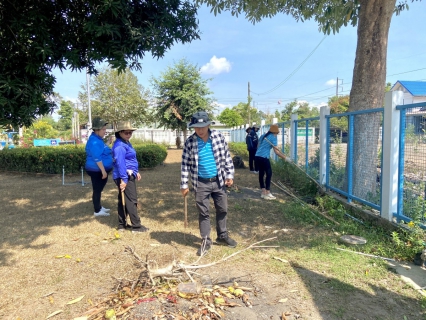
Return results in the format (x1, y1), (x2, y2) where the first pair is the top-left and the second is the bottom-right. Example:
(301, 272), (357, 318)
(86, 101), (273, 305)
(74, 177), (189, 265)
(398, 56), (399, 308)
(67, 295), (85, 305)
(279, 298), (288, 303)
(282, 312), (288, 320)
(46, 310), (63, 319)
(289, 290), (298, 293)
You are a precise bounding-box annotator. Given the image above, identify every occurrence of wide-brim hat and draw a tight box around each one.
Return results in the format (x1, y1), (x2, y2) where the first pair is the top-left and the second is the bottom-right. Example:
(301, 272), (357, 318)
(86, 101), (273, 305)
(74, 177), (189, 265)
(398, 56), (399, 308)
(189, 111), (215, 128)
(269, 124), (279, 134)
(92, 116), (108, 130)
(115, 121), (138, 132)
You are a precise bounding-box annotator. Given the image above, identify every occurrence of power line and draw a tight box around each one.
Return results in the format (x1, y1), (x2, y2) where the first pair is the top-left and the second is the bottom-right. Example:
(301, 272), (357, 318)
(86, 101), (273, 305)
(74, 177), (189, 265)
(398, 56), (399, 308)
(250, 35), (328, 96)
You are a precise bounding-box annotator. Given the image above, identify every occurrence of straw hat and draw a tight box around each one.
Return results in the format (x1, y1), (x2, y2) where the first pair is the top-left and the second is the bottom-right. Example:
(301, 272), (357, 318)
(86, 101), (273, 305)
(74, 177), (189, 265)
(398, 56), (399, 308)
(115, 121), (137, 132)
(269, 124), (279, 134)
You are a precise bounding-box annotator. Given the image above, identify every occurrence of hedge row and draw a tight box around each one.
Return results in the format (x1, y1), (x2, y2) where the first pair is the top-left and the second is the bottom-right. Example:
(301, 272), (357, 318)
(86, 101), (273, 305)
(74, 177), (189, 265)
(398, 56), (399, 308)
(0, 143), (167, 174)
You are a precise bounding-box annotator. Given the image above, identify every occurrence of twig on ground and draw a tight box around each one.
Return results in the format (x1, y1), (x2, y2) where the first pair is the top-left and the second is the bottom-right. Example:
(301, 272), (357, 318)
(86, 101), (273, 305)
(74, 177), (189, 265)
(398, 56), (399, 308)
(336, 247), (396, 262)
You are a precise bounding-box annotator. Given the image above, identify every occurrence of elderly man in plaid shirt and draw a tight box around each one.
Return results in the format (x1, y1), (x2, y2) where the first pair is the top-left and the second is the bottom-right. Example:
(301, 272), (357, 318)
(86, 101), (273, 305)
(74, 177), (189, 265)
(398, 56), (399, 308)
(181, 111), (237, 256)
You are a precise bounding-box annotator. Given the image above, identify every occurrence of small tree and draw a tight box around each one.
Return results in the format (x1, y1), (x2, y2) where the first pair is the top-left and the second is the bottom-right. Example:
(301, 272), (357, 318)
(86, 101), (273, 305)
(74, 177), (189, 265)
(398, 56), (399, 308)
(57, 100), (74, 131)
(151, 59), (214, 141)
(78, 68), (151, 129)
(217, 108), (244, 127)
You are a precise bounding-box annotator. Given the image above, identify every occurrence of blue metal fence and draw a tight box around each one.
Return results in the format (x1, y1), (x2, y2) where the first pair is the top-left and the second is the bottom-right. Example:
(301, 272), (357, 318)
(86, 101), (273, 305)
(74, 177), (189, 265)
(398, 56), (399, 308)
(228, 92), (426, 224)
(395, 101), (426, 223)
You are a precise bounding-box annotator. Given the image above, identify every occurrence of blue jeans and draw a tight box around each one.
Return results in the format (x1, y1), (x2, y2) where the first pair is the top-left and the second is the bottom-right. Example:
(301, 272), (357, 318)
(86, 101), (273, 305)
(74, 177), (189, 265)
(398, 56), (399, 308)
(195, 180), (228, 244)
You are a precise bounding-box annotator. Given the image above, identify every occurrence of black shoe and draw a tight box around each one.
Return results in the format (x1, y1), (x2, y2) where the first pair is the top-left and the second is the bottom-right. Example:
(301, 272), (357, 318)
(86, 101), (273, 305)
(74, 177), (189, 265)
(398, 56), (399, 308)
(132, 226), (149, 233)
(215, 236), (237, 248)
(117, 224), (132, 231)
(196, 241), (212, 256)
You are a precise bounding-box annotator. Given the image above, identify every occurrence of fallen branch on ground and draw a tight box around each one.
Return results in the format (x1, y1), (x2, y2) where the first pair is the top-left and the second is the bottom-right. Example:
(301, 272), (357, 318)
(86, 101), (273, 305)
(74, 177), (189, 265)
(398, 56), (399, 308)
(336, 247), (395, 262)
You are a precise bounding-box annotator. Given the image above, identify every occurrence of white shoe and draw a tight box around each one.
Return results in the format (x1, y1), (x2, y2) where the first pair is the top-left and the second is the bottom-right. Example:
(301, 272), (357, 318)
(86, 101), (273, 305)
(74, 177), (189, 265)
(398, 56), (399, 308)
(94, 208), (110, 217)
(263, 193), (276, 200)
(101, 207), (111, 212)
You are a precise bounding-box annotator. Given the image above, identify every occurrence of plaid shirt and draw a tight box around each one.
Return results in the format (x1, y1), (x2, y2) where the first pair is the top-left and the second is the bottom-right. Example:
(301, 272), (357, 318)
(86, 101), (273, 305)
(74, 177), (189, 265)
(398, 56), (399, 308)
(181, 130), (234, 191)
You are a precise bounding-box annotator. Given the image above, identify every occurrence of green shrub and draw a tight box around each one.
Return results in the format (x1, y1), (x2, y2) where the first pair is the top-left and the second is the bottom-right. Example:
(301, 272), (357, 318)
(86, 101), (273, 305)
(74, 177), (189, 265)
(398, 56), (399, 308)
(135, 144), (167, 168)
(0, 143), (167, 174)
(228, 142), (248, 159)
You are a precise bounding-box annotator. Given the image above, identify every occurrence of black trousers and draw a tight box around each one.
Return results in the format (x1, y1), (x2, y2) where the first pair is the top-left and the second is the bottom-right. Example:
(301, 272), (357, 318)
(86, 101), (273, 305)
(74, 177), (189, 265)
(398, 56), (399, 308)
(255, 156), (273, 190)
(87, 170), (109, 213)
(195, 180), (228, 244)
(248, 149), (258, 171)
(114, 175), (142, 229)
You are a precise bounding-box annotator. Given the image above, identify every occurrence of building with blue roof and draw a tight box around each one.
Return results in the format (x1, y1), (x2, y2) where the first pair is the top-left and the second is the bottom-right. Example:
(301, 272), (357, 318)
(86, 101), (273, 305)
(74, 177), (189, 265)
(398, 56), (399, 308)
(391, 80), (426, 134)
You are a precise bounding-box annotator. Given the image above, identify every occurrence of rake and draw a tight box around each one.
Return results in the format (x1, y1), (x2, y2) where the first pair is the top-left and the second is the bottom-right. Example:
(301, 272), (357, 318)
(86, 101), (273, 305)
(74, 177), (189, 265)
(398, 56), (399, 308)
(263, 137), (324, 193)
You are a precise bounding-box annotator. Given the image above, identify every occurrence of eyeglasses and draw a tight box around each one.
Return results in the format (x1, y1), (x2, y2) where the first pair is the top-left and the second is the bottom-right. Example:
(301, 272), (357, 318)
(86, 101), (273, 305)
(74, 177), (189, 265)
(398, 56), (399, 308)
(121, 131), (133, 135)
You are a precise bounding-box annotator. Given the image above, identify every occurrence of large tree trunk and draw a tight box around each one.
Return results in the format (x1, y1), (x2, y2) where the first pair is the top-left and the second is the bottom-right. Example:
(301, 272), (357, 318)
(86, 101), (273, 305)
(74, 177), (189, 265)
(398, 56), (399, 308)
(348, 0), (395, 200)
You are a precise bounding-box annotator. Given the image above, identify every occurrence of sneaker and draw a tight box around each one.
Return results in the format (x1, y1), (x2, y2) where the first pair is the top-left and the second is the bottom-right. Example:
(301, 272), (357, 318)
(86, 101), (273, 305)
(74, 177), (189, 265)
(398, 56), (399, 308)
(254, 171), (259, 174)
(215, 236), (237, 248)
(94, 208), (110, 217)
(101, 207), (111, 212)
(132, 226), (149, 233)
(196, 240), (212, 256)
(263, 193), (276, 200)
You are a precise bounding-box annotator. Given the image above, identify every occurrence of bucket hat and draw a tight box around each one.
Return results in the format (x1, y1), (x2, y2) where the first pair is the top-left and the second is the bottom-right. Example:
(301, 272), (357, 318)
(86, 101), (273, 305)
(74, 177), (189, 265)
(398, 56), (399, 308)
(269, 124), (279, 134)
(92, 117), (108, 130)
(189, 111), (215, 128)
(115, 121), (138, 132)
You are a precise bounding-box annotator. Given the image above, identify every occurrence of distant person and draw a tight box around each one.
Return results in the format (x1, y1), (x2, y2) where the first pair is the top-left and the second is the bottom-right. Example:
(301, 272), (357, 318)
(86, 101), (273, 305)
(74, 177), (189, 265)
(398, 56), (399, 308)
(246, 125), (260, 173)
(85, 117), (113, 216)
(255, 124), (286, 200)
(112, 121), (149, 233)
(180, 111), (237, 256)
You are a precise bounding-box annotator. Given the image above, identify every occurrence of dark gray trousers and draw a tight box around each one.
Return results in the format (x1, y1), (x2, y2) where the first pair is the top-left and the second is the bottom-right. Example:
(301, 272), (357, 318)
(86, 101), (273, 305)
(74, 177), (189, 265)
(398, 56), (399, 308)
(114, 175), (142, 229)
(195, 180), (228, 244)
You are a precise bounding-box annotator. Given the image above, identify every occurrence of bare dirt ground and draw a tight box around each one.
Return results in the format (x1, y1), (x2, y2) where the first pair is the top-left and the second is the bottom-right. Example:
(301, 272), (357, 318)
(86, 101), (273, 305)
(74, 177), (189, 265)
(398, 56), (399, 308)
(0, 149), (425, 320)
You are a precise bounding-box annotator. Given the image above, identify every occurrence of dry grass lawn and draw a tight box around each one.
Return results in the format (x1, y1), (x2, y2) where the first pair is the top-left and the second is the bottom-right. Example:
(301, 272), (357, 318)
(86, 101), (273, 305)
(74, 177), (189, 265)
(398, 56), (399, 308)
(0, 149), (425, 320)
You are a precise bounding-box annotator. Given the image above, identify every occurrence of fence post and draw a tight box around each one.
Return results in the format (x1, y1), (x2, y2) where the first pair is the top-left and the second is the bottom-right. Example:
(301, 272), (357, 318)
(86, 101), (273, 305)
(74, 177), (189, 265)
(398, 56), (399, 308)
(381, 91), (403, 221)
(319, 106), (330, 185)
(290, 114), (298, 161)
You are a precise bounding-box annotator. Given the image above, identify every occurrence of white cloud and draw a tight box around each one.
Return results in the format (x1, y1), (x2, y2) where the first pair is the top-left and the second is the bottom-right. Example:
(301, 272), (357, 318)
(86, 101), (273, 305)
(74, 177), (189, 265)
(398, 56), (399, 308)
(200, 56), (232, 75)
(326, 79), (336, 86)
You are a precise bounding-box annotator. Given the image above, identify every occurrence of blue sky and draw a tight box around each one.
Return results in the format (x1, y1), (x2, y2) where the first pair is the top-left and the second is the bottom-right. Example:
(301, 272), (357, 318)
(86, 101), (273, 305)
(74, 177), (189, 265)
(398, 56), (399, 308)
(53, 3), (426, 116)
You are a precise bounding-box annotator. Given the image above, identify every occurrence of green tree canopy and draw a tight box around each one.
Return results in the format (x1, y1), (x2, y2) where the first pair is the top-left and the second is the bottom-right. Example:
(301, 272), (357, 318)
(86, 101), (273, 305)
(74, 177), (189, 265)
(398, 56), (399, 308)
(150, 59), (214, 139)
(78, 68), (151, 128)
(57, 101), (74, 131)
(217, 108), (245, 127)
(1, 0), (200, 128)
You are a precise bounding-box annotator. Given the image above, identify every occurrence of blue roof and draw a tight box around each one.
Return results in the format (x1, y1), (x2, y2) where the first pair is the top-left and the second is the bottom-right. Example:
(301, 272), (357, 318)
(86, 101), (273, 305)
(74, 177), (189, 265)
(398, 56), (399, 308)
(393, 81), (426, 96)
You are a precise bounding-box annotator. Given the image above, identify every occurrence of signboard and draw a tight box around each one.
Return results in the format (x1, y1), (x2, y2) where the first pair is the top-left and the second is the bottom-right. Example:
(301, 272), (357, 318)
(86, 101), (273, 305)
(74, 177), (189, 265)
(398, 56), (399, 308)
(33, 139), (61, 147)
(297, 128), (314, 137)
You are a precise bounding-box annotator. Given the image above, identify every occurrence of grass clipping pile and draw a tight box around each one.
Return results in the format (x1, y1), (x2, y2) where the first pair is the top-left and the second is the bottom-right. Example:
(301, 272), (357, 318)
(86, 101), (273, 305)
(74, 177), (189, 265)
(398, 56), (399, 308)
(77, 238), (276, 320)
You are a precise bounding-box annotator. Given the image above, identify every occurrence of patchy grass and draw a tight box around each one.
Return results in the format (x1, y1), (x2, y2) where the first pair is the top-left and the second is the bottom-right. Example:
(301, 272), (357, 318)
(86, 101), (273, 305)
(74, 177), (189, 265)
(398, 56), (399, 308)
(0, 149), (425, 319)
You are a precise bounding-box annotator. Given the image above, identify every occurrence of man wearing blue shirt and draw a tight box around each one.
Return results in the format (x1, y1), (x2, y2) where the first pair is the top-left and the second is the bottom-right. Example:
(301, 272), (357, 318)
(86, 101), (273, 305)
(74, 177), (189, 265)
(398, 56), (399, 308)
(181, 111), (237, 256)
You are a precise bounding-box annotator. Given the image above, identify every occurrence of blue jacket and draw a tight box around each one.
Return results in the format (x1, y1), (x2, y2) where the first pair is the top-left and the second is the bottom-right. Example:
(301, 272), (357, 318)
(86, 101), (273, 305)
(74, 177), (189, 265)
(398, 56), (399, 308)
(255, 133), (277, 158)
(112, 138), (139, 183)
(246, 129), (259, 151)
(85, 133), (113, 172)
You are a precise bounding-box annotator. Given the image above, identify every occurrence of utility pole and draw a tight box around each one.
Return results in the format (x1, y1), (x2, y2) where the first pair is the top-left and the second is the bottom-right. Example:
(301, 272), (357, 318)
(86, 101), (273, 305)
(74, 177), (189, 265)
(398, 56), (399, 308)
(86, 68), (92, 130)
(336, 77), (343, 97)
(248, 82), (251, 125)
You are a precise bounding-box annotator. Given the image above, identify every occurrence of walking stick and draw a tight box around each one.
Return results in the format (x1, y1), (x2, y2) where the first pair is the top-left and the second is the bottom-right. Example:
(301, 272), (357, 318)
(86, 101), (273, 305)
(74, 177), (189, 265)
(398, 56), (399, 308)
(184, 194), (188, 228)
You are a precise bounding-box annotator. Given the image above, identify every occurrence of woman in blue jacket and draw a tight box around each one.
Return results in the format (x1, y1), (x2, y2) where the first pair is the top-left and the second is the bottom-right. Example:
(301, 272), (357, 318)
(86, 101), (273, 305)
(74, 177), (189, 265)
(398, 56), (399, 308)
(85, 117), (113, 216)
(112, 121), (148, 233)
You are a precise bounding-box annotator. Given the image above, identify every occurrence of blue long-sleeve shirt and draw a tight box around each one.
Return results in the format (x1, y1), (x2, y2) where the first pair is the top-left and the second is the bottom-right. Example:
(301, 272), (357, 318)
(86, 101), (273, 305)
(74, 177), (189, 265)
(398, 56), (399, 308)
(255, 133), (277, 158)
(85, 133), (113, 172)
(112, 138), (139, 183)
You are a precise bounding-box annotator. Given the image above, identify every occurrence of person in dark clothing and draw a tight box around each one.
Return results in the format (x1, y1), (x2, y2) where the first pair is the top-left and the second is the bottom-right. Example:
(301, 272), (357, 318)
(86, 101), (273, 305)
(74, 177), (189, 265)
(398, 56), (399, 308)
(85, 117), (113, 217)
(112, 121), (149, 233)
(246, 125), (260, 173)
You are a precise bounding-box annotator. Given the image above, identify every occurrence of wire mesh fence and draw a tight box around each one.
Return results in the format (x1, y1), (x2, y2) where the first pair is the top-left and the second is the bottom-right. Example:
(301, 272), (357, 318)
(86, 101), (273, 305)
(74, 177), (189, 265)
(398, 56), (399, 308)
(398, 104), (426, 222)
